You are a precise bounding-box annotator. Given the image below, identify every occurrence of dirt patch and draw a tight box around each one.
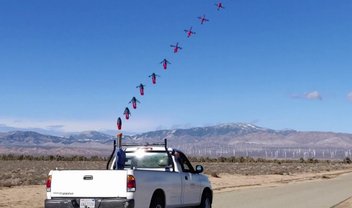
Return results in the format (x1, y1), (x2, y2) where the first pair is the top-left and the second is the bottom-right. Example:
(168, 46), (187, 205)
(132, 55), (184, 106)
(0, 185), (45, 208)
(331, 196), (352, 208)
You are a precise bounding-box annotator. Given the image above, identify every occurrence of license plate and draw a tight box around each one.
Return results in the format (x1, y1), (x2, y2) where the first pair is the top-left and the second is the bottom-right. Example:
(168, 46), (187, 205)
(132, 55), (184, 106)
(80, 199), (95, 208)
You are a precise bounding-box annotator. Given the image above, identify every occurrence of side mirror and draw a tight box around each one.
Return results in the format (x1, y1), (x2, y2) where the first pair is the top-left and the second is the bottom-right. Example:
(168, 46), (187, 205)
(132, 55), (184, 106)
(195, 165), (204, 174)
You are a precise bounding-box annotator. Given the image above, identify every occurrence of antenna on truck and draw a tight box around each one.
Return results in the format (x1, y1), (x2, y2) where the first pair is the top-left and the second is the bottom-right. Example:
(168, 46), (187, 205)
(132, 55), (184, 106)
(163, 139), (175, 172)
(164, 138), (167, 149)
(106, 140), (116, 170)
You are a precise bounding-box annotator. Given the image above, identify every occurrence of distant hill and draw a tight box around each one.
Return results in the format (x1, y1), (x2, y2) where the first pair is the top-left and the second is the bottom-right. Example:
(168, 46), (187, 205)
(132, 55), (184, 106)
(0, 131), (114, 156)
(1, 123), (352, 159)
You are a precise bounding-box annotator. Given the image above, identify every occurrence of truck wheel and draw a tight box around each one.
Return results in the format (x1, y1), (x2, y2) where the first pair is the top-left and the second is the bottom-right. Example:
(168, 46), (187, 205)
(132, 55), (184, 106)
(199, 191), (212, 208)
(149, 194), (165, 208)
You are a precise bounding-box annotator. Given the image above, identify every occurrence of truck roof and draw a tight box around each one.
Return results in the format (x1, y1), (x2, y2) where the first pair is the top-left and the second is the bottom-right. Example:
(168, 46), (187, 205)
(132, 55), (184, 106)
(125, 146), (174, 152)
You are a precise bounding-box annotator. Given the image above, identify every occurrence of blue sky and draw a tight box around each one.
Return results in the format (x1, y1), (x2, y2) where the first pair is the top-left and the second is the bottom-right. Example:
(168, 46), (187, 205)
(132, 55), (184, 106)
(0, 0), (351, 135)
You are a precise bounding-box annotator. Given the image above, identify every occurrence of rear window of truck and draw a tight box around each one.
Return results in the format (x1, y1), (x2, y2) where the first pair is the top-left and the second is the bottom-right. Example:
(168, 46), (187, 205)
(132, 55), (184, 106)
(124, 151), (171, 169)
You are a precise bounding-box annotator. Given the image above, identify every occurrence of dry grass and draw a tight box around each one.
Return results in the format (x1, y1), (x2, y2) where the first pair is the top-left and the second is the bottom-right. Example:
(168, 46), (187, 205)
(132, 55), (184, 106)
(0, 159), (351, 187)
(201, 162), (352, 176)
(0, 160), (106, 187)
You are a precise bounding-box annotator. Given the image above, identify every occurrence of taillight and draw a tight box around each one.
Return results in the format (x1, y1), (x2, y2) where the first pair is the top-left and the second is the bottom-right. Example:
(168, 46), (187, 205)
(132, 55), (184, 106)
(127, 175), (136, 192)
(46, 175), (52, 192)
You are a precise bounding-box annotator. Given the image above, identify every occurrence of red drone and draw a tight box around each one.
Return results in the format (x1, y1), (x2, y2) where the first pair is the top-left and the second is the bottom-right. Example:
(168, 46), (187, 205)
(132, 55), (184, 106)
(116, 117), (122, 130)
(149, 73), (160, 84)
(129, 97), (140, 109)
(184, 27), (196, 38)
(215, 2), (225, 10)
(170, 42), (182, 53)
(198, 15), (209, 24)
(136, 83), (145, 96)
(160, 59), (171, 70)
(123, 107), (131, 120)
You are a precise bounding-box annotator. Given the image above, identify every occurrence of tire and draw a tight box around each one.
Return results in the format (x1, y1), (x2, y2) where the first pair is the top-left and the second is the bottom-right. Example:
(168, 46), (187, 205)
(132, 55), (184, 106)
(149, 193), (165, 208)
(199, 191), (212, 208)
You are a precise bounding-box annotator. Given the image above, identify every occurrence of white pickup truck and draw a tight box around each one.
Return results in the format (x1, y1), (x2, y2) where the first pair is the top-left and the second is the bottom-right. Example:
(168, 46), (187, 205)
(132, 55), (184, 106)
(45, 140), (212, 208)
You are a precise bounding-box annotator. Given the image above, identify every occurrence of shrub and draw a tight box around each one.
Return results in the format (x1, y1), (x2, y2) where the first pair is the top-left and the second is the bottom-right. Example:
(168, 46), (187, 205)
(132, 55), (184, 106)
(343, 157), (351, 164)
(210, 172), (220, 178)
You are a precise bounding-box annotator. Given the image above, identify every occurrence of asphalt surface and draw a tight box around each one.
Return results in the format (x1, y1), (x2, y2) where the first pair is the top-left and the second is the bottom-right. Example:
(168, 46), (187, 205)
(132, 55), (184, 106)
(213, 172), (352, 208)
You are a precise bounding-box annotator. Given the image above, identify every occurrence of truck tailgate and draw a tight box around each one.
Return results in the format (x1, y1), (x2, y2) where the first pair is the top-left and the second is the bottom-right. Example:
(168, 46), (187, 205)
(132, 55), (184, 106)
(50, 170), (128, 198)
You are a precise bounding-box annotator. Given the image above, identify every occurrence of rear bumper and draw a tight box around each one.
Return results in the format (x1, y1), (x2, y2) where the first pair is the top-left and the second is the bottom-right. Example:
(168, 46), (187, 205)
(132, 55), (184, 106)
(45, 198), (134, 208)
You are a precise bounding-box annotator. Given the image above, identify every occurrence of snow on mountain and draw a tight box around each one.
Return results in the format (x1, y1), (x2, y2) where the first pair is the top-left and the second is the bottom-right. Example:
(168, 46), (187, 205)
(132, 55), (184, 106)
(69, 131), (114, 142)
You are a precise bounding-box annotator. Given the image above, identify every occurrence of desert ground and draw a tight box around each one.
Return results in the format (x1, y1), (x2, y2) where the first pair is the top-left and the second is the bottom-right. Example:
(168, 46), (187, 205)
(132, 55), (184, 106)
(1, 159), (352, 208)
(213, 171), (352, 208)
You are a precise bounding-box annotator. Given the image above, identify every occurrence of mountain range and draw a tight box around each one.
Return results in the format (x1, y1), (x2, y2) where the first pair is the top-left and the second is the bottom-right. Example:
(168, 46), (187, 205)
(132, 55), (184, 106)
(1, 123), (352, 159)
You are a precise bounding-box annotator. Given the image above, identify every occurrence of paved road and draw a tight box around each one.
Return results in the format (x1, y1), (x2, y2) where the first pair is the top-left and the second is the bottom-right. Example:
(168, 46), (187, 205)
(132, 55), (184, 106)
(213, 172), (352, 208)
